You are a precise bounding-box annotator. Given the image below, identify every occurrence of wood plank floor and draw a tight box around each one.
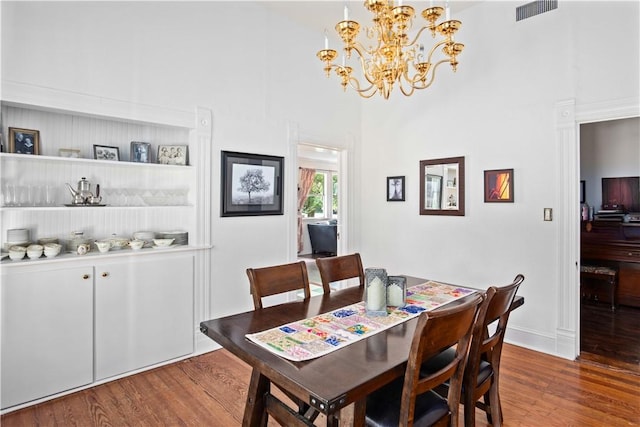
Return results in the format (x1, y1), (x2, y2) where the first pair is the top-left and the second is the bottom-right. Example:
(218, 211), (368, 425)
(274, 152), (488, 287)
(2, 344), (639, 426)
(580, 300), (640, 374)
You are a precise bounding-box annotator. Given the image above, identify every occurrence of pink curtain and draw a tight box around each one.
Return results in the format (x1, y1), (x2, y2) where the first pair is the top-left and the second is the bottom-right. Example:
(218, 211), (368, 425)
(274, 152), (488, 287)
(297, 168), (316, 253)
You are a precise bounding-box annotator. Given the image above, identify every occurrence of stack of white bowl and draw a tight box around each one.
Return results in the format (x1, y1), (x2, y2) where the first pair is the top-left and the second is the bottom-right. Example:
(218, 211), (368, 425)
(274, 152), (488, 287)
(26, 244), (43, 259)
(132, 231), (156, 248)
(5, 228), (30, 251)
(44, 243), (62, 257)
(159, 230), (188, 246)
(8, 245), (26, 260)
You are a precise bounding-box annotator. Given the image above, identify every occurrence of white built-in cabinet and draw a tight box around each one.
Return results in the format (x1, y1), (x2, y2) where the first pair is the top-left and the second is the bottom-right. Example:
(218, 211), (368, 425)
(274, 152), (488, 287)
(1, 265), (94, 409)
(95, 253), (194, 381)
(0, 84), (212, 412)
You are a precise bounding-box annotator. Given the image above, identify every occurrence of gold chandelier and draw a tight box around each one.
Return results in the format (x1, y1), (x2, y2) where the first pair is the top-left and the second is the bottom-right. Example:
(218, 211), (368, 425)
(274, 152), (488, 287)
(316, 0), (464, 99)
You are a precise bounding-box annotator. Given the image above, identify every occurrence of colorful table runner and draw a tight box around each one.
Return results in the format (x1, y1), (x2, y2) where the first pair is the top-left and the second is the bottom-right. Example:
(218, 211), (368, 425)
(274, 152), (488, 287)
(245, 281), (476, 362)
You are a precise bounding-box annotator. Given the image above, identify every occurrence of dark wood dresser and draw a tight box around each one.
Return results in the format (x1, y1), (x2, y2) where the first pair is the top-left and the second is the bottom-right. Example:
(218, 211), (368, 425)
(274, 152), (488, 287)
(581, 221), (640, 307)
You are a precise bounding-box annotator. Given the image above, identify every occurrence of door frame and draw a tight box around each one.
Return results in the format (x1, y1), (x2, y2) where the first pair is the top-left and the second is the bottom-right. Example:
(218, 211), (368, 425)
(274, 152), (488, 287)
(556, 97), (639, 360)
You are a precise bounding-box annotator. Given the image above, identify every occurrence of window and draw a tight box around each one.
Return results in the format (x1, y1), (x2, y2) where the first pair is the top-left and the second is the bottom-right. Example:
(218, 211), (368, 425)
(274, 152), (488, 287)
(302, 170), (338, 219)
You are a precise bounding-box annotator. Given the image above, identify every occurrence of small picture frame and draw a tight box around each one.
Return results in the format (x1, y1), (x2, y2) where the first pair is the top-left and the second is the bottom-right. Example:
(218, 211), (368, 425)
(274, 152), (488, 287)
(8, 127), (40, 155)
(387, 176), (405, 201)
(130, 141), (151, 163)
(484, 168), (514, 202)
(59, 148), (81, 158)
(93, 144), (120, 161)
(157, 145), (188, 165)
(221, 150), (284, 217)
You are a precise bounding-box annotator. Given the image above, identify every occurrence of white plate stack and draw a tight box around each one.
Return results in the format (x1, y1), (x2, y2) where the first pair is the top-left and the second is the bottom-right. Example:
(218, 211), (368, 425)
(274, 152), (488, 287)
(159, 230), (188, 246)
(5, 228), (30, 251)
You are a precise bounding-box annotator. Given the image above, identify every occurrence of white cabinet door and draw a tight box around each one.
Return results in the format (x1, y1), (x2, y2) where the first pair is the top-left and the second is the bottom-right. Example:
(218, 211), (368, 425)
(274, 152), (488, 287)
(1, 265), (93, 409)
(95, 253), (194, 380)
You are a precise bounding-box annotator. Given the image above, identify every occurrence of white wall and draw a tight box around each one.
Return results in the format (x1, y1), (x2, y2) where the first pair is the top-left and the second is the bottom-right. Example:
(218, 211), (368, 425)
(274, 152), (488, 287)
(581, 118), (640, 210)
(0, 1), (361, 320)
(3, 0), (639, 359)
(357, 1), (639, 355)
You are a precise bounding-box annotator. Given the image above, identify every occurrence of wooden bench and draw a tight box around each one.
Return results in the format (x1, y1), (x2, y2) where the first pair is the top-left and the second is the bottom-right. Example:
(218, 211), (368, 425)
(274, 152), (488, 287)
(580, 265), (617, 311)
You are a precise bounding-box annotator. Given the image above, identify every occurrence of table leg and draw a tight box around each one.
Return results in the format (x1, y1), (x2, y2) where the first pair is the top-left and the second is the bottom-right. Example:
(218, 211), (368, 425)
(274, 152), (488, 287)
(352, 399), (366, 427)
(243, 369), (270, 427)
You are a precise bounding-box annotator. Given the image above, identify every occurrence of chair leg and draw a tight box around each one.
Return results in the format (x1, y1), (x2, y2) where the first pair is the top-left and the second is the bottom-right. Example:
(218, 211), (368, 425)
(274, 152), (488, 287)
(463, 386), (476, 427)
(486, 380), (503, 427)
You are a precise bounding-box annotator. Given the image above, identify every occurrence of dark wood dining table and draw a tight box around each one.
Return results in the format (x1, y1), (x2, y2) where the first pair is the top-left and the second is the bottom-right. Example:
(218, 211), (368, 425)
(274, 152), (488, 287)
(199, 275), (524, 427)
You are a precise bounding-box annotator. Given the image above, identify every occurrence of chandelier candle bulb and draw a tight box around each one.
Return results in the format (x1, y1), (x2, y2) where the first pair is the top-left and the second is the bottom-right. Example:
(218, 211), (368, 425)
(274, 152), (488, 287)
(344, 5), (349, 21)
(365, 268), (389, 316)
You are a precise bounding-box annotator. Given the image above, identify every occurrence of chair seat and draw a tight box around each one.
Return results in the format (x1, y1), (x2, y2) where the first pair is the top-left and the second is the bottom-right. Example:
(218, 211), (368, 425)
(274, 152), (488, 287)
(421, 347), (492, 388)
(365, 377), (450, 427)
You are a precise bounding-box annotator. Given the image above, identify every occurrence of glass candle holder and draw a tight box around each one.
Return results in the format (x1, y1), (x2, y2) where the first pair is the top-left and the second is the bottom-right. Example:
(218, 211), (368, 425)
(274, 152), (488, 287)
(365, 268), (388, 316)
(387, 276), (407, 307)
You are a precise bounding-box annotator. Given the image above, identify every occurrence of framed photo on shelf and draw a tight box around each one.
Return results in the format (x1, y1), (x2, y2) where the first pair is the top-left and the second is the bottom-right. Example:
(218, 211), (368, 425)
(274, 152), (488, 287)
(387, 176), (405, 201)
(221, 150), (284, 217)
(93, 144), (120, 161)
(58, 148), (81, 158)
(157, 145), (188, 165)
(130, 141), (151, 163)
(484, 168), (514, 202)
(8, 127), (40, 155)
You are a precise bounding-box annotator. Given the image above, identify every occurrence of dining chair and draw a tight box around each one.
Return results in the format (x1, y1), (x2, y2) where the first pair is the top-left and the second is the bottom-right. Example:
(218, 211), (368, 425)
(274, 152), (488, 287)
(362, 293), (484, 427)
(421, 274), (525, 426)
(246, 260), (311, 309)
(246, 260), (316, 423)
(315, 252), (365, 293)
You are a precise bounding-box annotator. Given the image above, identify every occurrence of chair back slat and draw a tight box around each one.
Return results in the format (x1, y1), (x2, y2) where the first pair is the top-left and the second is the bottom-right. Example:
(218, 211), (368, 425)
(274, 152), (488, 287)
(315, 253), (365, 293)
(400, 293), (484, 427)
(246, 261), (311, 309)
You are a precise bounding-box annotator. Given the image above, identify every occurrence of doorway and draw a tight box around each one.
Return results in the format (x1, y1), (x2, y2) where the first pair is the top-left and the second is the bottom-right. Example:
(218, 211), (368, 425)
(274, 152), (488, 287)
(296, 143), (341, 263)
(579, 117), (640, 373)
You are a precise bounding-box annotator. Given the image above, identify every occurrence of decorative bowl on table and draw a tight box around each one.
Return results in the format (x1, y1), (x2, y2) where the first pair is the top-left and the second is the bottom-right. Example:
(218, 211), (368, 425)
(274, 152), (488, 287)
(8, 245), (26, 260)
(128, 240), (145, 250)
(95, 240), (112, 253)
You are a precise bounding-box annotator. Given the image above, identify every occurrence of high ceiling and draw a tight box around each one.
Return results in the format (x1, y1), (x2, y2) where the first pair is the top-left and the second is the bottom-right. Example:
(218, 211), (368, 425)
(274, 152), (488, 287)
(264, 1), (481, 34)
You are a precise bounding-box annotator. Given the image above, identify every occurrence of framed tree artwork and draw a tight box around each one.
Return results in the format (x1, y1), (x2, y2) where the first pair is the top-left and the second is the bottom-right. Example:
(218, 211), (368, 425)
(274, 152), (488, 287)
(221, 151), (284, 217)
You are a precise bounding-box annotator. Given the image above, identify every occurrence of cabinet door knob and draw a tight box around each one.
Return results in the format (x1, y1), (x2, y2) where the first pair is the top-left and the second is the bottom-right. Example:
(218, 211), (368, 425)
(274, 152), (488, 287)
(101, 272), (109, 278)
(82, 274), (90, 280)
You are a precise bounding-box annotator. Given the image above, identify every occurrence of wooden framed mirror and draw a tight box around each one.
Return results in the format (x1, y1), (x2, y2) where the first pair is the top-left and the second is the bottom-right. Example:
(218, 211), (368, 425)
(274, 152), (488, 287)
(419, 156), (465, 216)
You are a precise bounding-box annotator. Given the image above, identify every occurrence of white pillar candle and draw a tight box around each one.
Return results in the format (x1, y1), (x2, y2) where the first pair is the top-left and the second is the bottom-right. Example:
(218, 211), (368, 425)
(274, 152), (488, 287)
(445, 0), (450, 20)
(344, 5), (349, 21)
(366, 277), (385, 311)
(387, 284), (404, 307)
(324, 29), (329, 49)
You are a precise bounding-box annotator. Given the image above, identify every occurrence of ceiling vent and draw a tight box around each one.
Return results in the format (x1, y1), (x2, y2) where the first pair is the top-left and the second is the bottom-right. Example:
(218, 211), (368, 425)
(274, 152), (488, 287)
(516, 0), (558, 21)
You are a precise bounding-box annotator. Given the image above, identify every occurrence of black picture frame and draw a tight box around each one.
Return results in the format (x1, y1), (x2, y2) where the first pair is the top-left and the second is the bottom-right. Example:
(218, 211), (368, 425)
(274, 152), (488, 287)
(484, 168), (514, 203)
(130, 141), (151, 163)
(221, 150), (284, 217)
(93, 144), (120, 161)
(387, 176), (405, 201)
(8, 127), (40, 155)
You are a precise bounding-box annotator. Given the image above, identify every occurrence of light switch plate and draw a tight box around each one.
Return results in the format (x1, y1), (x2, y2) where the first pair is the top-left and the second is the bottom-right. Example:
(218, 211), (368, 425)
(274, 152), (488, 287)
(544, 208), (553, 221)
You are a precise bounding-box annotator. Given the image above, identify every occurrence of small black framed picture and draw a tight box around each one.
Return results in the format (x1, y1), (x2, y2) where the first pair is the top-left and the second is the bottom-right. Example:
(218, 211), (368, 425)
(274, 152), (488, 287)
(158, 145), (188, 165)
(93, 144), (120, 161)
(130, 141), (151, 163)
(387, 176), (405, 201)
(8, 127), (40, 155)
(221, 150), (284, 217)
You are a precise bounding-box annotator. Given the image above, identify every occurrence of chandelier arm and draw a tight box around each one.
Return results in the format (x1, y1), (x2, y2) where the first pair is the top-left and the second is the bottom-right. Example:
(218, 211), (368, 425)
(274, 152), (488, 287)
(411, 59), (450, 90)
(348, 75), (377, 96)
(405, 26), (432, 48)
(424, 40), (448, 63)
